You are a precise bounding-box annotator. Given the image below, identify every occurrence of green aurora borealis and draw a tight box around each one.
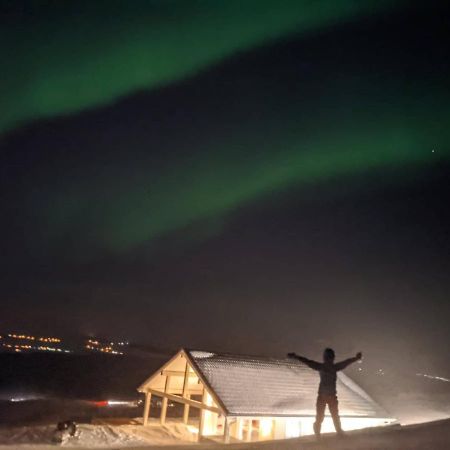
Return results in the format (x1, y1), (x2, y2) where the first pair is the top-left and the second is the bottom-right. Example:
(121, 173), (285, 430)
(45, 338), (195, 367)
(1, 0), (449, 257)
(32, 80), (450, 255)
(2, 0), (400, 133)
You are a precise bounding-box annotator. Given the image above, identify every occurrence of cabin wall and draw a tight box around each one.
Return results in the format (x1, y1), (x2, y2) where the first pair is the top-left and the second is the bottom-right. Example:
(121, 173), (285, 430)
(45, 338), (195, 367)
(232, 416), (394, 441)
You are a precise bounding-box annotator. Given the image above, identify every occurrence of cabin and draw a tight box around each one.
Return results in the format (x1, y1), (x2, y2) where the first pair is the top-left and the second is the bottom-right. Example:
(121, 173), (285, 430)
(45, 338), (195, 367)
(137, 349), (395, 442)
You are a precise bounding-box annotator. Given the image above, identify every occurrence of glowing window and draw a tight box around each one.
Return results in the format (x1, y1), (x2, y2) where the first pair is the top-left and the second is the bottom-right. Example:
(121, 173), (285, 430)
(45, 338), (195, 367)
(285, 419), (301, 438)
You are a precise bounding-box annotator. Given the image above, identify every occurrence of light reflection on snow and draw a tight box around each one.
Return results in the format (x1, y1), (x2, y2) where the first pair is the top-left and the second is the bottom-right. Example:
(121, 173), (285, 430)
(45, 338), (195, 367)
(416, 373), (450, 383)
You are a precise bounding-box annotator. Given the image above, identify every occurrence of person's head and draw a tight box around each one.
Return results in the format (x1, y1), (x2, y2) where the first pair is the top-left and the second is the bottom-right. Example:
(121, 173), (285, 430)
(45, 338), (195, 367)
(323, 348), (335, 362)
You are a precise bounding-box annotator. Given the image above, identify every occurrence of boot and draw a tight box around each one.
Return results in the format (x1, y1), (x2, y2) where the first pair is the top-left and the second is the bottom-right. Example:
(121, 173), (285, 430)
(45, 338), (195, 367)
(313, 422), (321, 437)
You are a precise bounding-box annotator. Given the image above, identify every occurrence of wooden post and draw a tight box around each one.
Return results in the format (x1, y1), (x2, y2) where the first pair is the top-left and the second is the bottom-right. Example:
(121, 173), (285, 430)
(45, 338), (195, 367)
(160, 376), (171, 425)
(160, 397), (168, 425)
(246, 419), (252, 442)
(182, 362), (190, 424)
(235, 418), (242, 440)
(183, 395), (190, 424)
(198, 388), (207, 442)
(223, 417), (230, 443)
(143, 391), (152, 426)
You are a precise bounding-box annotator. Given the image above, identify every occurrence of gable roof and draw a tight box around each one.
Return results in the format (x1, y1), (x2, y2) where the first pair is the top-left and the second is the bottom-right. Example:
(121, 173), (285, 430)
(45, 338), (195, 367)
(186, 349), (390, 418)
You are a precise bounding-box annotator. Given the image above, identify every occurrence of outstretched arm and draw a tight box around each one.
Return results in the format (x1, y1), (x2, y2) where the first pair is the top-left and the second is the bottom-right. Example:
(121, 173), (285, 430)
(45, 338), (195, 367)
(335, 352), (362, 371)
(287, 352), (322, 371)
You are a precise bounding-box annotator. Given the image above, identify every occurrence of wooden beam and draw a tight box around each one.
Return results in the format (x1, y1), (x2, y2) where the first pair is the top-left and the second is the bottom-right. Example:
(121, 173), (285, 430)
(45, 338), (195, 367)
(160, 376), (171, 425)
(235, 418), (242, 440)
(223, 417), (230, 443)
(198, 388), (207, 442)
(162, 369), (198, 377)
(182, 362), (190, 396)
(143, 392), (151, 426)
(147, 389), (221, 414)
(246, 419), (252, 442)
(183, 396), (190, 424)
(182, 361), (190, 423)
(160, 398), (168, 424)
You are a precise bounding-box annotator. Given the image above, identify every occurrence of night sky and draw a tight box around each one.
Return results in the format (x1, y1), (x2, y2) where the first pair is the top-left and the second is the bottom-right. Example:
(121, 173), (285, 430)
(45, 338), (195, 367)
(1, 0), (449, 379)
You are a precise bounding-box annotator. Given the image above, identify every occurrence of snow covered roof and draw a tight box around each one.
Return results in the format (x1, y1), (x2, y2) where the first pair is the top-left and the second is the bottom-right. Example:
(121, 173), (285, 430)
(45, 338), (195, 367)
(186, 349), (389, 418)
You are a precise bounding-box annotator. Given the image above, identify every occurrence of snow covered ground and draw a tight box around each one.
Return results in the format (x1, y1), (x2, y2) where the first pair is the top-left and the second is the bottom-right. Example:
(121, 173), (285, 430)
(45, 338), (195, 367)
(0, 420), (196, 448)
(0, 418), (448, 450)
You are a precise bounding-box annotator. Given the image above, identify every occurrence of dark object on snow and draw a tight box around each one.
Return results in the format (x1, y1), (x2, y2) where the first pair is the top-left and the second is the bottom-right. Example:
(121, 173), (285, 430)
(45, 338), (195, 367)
(52, 420), (78, 443)
(59, 420), (77, 436)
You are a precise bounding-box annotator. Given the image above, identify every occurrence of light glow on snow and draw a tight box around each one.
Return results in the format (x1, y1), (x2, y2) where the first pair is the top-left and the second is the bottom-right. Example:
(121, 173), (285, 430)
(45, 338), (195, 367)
(416, 373), (450, 383)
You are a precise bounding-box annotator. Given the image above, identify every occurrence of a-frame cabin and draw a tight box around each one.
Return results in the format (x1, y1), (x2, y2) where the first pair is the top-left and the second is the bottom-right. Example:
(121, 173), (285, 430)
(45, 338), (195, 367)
(138, 349), (228, 441)
(138, 349), (395, 442)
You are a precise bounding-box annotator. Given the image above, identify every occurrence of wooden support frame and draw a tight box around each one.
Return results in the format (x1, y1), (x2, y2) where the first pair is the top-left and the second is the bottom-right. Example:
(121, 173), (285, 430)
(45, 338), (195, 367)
(235, 418), (243, 440)
(147, 388), (221, 414)
(246, 419), (252, 442)
(198, 388), (207, 442)
(143, 391), (152, 426)
(162, 369), (198, 377)
(183, 395), (190, 424)
(160, 375), (171, 425)
(223, 417), (230, 443)
(182, 361), (191, 424)
(139, 350), (228, 437)
(138, 350), (226, 412)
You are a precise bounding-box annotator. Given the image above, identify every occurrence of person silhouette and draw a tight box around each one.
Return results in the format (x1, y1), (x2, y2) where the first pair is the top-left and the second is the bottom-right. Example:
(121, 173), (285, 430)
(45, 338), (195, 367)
(288, 348), (362, 436)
